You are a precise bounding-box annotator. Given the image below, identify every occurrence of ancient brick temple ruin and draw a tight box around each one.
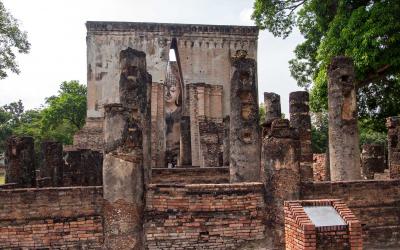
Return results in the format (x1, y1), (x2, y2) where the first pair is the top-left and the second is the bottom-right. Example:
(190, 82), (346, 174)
(1, 22), (400, 250)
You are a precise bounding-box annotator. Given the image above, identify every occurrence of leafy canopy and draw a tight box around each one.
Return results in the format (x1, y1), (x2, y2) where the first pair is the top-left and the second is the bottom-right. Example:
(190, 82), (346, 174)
(0, 1), (30, 79)
(0, 81), (87, 153)
(253, 0), (400, 134)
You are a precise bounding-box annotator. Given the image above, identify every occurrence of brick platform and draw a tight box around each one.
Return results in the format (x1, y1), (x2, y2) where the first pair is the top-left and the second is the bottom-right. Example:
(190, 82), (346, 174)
(284, 199), (362, 250)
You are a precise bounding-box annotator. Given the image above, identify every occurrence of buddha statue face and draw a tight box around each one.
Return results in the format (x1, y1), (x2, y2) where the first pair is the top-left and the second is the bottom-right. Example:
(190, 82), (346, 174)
(165, 85), (179, 104)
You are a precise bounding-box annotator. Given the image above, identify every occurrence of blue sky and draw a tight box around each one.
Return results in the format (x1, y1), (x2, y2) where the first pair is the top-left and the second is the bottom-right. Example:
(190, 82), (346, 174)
(0, 0), (304, 115)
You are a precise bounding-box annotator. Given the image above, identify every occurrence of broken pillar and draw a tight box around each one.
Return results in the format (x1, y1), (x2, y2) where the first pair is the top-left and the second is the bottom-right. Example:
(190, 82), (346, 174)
(5, 136), (36, 187)
(261, 119), (301, 248)
(223, 116), (230, 166)
(289, 91), (313, 182)
(81, 149), (103, 186)
(103, 47), (150, 249)
(361, 144), (385, 179)
(179, 116), (192, 166)
(229, 54), (260, 182)
(386, 116), (400, 179)
(40, 141), (64, 186)
(327, 56), (361, 181)
(262, 92), (281, 137)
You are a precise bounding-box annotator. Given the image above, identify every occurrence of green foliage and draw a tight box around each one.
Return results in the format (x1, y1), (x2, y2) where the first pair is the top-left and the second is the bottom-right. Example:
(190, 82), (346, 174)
(311, 112), (328, 153)
(259, 102), (266, 124)
(0, 1), (30, 79)
(253, 0), (400, 142)
(0, 81), (87, 153)
(41, 81), (87, 130)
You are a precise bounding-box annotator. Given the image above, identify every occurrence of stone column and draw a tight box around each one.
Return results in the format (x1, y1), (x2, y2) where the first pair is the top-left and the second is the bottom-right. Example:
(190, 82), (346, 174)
(264, 92), (281, 123)
(261, 119), (300, 248)
(327, 56), (361, 181)
(103, 48), (150, 249)
(262, 92), (281, 137)
(361, 144), (385, 179)
(223, 116), (230, 166)
(289, 91), (313, 182)
(229, 56), (260, 182)
(386, 116), (400, 178)
(179, 116), (192, 166)
(40, 141), (64, 186)
(5, 136), (36, 187)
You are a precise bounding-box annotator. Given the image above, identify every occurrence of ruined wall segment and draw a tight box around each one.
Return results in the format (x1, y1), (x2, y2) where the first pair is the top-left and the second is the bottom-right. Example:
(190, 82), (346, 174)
(289, 91), (313, 182)
(387, 116), (400, 178)
(261, 119), (301, 248)
(327, 56), (361, 181)
(145, 183), (265, 249)
(39, 141), (64, 186)
(230, 54), (260, 182)
(5, 136), (35, 187)
(361, 144), (385, 179)
(0, 187), (103, 248)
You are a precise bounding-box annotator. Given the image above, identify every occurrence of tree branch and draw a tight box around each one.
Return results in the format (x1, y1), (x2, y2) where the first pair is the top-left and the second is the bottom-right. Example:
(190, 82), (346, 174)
(357, 64), (391, 89)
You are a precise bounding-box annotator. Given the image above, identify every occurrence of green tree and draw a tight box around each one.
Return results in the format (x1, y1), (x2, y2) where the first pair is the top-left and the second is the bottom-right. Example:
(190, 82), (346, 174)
(252, 0), (400, 136)
(0, 1), (30, 79)
(41, 81), (87, 131)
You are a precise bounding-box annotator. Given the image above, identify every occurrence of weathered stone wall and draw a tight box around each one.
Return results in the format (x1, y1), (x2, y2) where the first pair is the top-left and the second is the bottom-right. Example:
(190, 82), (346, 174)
(361, 144), (385, 179)
(39, 141), (64, 186)
(262, 92), (281, 137)
(144, 183), (265, 250)
(387, 116), (400, 179)
(313, 153), (330, 181)
(86, 22), (258, 118)
(327, 56), (361, 181)
(0, 186), (103, 248)
(150, 82), (166, 168)
(151, 167), (229, 184)
(230, 56), (260, 182)
(289, 91), (313, 182)
(5, 136), (35, 187)
(261, 119), (300, 248)
(72, 117), (104, 151)
(301, 179), (400, 249)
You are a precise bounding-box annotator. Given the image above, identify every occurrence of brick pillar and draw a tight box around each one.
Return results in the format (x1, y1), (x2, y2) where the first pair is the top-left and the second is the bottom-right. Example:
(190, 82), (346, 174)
(5, 136), (36, 187)
(328, 56), (361, 181)
(289, 91), (313, 182)
(361, 144), (385, 179)
(103, 48), (150, 249)
(40, 141), (64, 186)
(386, 116), (400, 178)
(229, 56), (260, 182)
(261, 119), (300, 248)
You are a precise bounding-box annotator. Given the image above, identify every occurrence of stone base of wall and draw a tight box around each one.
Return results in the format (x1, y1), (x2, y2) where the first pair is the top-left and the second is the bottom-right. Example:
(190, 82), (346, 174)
(73, 117), (104, 151)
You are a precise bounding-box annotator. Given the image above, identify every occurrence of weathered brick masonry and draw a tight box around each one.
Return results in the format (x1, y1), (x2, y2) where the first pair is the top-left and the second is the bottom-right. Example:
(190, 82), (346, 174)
(301, 179), (400, 249)
(0, 186), (103, 248)
(145, 183), (265, 249)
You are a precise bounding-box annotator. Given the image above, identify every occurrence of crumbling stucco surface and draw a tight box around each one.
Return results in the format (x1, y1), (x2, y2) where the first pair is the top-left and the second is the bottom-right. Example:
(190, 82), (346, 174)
(327, 56), (361, 181)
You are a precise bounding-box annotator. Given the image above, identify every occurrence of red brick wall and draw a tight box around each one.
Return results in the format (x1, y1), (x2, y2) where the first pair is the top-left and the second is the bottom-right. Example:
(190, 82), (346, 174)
(301, 180), (400, 249)
(145, 183), (265, 249)
(151, 167), (229, 184)
(313, 154), (327, 181)
(0, 186), (103, 248)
